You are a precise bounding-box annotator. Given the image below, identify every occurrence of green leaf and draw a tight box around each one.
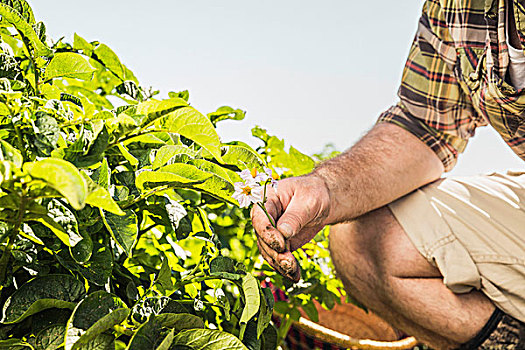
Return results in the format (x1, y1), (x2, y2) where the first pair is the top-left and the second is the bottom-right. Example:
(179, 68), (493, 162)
(241, 321), (260, 350)
(1, 274), (85, 324)
(158, 107), (223, 162)
(138, 163), (234, 203)
(155, 328), (174, 350)
(155, 313), (204, 330)
(117, 143), (139, 167)
(65, 85), (113, 110)
(44, 53), (95, 81)
(109, 114), (138, 135)
(221, 143), (265, 170)
(168, 90), (189, 101)
(70, 334), (114, 350)
(151, 145), (197, 169)
(60, 92), (83, 109)
(24, 159), (87, 210)
(256, 287), (274, 338)
(33, 215), (70, 248)
(83, 173), (125, 215)
(125, 318), (168, 350)
(40, 83), (61, 99)
(0, 3), (50, 56)
(75, 243), (113, 286)
(209, 255), (247, 281)
(1, 0), (35, 24)
(189, 159), (234, 184)
(287, 146), (315, 176)
(0, 139), (22, 167)
(136, 98), (188, 126)
(0, 339), (33, 349)
(101, 209), (138, 256)
(135, 163), (210, 191)
(163, 195), (187, 231)
(45, 198), (92, 263)
(127, 314), (204, 350)
(207, 106), (245, 125)
(239, 273), (260, 339)
(33, 22), (46, 46)
(73, 33), (93, 56)
(65, 291), (127, 350)
(68, 309), (128, 350)
(79, 123), (109, 167)
(34, 324), (66, 350)
(261, 324), (278, 350)
(32, 112), (59, 156)
(116, 80), (142, 100)
(91, 158), (110, 189)
(154, 257), (173, 294)
(171, 329), (248, 350)
(300, 301), (318, 323)
(92, 43), (125, 81)
(209, 256), (237, 274)
(188, 169), (234, 204)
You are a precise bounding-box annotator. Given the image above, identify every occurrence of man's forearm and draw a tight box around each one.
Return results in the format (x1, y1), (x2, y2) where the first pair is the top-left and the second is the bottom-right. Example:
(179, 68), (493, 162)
(312, 122), (444, 225)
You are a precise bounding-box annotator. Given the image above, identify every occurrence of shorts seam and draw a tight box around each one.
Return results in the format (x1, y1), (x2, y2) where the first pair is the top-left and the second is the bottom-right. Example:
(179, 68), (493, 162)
(471, 254), (525, 265)
(423, 234), (457, 258)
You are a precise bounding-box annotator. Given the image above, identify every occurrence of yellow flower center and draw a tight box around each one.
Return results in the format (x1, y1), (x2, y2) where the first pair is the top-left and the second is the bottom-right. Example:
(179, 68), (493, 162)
(250, 167), (258, 178)
(272, 172), (279, 180)
(242, 186), (252, 195)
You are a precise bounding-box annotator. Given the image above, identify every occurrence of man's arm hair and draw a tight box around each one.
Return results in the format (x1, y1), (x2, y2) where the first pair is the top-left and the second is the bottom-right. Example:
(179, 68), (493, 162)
(313, 122), (444, 225)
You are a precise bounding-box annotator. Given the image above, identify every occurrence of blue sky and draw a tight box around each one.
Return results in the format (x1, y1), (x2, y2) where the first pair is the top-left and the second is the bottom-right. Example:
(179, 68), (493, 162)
(32, 1), (524, 175)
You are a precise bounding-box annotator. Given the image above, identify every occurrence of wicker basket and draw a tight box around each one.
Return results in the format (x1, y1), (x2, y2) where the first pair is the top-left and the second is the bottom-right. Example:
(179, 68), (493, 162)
(279, 299), (419, 350)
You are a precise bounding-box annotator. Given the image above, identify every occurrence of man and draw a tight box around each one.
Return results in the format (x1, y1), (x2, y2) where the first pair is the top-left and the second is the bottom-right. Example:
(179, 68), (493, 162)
(251, 0), (525, 349)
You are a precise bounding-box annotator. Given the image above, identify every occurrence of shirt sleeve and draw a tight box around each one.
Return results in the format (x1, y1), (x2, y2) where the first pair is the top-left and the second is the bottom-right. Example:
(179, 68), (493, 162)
(377, 0), (483, 172)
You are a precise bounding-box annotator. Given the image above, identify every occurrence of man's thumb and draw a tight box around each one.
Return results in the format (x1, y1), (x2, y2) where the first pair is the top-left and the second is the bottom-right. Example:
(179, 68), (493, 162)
(276, 209), (306, 239)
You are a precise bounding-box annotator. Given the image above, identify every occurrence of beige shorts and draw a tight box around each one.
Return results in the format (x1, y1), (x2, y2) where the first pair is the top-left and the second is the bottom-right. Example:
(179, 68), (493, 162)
(389, 171), (525, 323)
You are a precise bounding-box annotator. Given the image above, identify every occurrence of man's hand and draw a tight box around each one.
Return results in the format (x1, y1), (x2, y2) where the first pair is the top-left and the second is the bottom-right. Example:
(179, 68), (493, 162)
(251, 175), (331, 282)
(250, 123), (445, 282)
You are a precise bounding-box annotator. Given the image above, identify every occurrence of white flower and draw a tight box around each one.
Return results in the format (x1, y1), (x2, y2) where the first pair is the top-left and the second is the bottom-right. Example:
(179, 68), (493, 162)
(239, 169), (255, 182)
(263, 167), (279, 189)
(232, 180), (264, 208)
(239, 167), (268, 184)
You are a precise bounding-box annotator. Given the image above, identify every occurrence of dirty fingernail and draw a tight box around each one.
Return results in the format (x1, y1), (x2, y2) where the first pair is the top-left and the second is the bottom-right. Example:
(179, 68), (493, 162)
(269, 239), (283, 252)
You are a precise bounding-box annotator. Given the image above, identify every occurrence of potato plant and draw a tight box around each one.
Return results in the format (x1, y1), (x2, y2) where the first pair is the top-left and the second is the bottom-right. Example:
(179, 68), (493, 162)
(0, 1), (344, 349)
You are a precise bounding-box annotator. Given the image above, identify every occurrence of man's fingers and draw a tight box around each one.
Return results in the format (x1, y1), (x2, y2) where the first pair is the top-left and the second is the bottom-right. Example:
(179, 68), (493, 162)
(257, 238), (300, 282)
(276, 197), (310, 240)
(251, 202), (286, 253)
(287, 226), (323, 251)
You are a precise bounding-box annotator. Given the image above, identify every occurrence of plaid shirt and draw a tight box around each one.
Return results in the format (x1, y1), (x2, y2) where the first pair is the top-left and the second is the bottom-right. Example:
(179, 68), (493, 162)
(378, 0), (525, 171)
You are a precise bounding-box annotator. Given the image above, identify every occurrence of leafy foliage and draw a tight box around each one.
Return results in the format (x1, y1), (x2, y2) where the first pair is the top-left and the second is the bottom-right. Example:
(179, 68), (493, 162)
(0, 2), (345, 349)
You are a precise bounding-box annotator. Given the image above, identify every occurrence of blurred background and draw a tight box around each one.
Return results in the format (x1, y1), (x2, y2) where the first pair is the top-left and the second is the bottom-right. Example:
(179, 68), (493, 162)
(32, 0), (524, 176)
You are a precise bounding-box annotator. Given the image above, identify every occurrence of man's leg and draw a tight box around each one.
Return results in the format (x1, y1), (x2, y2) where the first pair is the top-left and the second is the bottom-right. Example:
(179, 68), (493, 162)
(329, 206), (496, 349)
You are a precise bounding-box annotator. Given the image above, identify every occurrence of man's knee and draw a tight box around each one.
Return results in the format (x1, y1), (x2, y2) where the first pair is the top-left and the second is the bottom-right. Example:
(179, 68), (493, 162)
(328, 206), (440, 287)
(329, 207), (389, 272)
(328, 208), (387, 292)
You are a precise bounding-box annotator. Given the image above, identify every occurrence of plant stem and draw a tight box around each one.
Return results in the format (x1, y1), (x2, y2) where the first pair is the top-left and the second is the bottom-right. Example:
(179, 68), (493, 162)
(257, 202), (276, 228)
(13, 123), (28, 162)
(138, 224), (157, 237)
(277, 313), (294, 346)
